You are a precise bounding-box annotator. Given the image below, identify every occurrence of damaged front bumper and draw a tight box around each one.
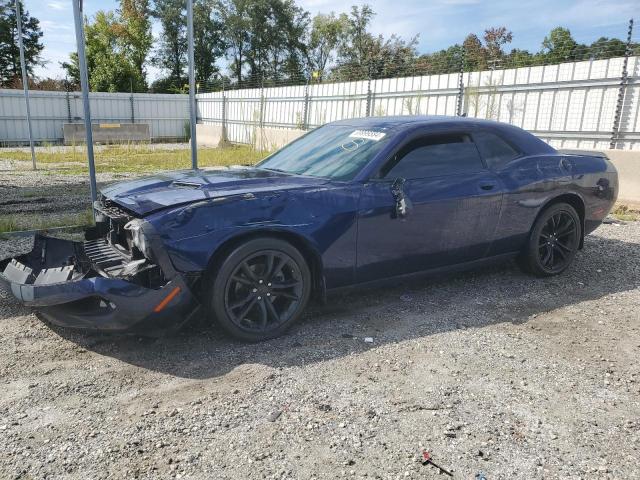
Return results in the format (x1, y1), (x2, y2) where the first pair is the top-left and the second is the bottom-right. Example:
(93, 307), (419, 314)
(0, 232), (200, 334)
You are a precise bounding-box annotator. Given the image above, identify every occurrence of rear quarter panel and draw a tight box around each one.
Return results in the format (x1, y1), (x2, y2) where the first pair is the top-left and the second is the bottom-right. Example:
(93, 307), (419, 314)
(488, 153), (617, 255)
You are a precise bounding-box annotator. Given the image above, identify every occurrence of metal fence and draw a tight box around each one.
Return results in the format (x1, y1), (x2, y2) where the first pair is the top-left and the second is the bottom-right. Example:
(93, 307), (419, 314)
(1, 56), (639, 150)
(0, 89), (189, 145)
(198, 56), (640, 151)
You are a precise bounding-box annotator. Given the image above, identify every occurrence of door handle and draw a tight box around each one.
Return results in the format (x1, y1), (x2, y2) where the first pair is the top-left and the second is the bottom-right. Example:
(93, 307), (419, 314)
(479, 183), (495, 191)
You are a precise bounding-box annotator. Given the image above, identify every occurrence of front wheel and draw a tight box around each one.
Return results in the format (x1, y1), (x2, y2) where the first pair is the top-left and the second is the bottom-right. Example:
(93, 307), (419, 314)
(206, 237), (312, 341)
(520, 202), (582, 277)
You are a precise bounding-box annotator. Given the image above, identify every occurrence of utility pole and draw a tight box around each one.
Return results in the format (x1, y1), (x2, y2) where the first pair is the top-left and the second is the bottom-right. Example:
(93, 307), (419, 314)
(72, 0), (98, 205)
(186, 0), (198, 169)
(14, 0), (36, 170)
(610, 18), (634, 149)
(456, 48), (466, 116)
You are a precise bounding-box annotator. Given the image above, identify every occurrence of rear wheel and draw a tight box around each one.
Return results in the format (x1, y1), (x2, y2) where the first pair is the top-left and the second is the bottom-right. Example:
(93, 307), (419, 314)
(520, 202), (581, 277)
(206, 237), (311, 341)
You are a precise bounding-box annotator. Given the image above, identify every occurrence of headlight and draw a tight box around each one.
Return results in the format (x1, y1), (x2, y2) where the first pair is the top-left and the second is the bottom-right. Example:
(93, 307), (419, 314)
(124, 219), (150, 258)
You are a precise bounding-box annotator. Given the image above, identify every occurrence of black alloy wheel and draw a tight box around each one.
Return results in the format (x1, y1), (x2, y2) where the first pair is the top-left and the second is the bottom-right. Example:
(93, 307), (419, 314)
(537, 211), (578, 273)
(207, 238), (311, 341)
(520, 202), (581, 277)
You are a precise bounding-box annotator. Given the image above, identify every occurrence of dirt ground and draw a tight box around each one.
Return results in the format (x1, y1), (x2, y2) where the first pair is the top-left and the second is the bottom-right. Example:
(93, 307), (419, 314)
(1, 218), (639, 480)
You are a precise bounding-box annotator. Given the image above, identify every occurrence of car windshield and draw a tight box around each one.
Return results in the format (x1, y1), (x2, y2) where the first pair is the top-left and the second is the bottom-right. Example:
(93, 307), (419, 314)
(256, 125), (390, 180)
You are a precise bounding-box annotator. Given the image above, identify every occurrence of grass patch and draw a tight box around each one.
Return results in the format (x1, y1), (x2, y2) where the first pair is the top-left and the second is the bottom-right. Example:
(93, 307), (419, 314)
(612, 205), (639, 222)
(1, 144), (268, 175)
(0, 209), (94, 234)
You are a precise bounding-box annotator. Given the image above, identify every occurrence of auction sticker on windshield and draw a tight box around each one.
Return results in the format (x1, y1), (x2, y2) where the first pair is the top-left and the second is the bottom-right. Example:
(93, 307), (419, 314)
(349, 130), (386, 141)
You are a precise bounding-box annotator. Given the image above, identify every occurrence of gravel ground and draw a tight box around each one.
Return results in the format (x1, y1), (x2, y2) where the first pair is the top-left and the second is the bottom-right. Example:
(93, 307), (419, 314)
(0, 145), (189, 225)
(1, 221), (639, 480)
(0, 169), (140, 226)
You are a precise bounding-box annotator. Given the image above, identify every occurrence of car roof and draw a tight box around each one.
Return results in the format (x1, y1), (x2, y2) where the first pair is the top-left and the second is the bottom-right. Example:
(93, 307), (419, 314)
(328, 115), (502, 131)
(328, 115), (557, 155)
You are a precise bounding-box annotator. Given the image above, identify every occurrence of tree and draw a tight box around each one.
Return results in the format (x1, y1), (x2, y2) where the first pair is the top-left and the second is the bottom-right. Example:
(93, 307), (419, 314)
(334, 5), (417, 80)
(193, 0), (225, 86)
(462, 34), (487, 71)
(217, 0), (250, 86)
(266, 0), (308, 83)
(62, 10), (144, 92)
(218, 0), (308, 86)
(483, 27), (513, 67)
(306, 12), (348, 79)
(337, 5), (374, 73)
(588, 37), (628, 59)
(116, 0), (153, 86)
(540, 27), (581, 63)
(0, 0), (44, 87)
(506, 48), (538, 68)
(152, 0), (186, 85)
(415, 45), (462, 76)
(241, 0), (308, 84)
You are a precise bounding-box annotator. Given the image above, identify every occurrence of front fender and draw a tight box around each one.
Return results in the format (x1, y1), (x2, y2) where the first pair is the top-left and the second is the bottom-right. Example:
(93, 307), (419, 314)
(146, 185), (362, 289)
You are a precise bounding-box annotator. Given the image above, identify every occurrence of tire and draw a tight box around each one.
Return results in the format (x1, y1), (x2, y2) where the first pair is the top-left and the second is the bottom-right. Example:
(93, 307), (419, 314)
(206, 237), (312, 341)
(519, 202), (582, 277)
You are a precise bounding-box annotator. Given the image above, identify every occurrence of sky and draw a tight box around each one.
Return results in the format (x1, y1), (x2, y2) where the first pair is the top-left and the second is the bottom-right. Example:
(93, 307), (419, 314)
(29, 0), (638, 80)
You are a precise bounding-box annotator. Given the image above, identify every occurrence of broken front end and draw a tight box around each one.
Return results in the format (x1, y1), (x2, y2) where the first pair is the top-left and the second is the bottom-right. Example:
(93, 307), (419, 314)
(0, 198), (199, 333)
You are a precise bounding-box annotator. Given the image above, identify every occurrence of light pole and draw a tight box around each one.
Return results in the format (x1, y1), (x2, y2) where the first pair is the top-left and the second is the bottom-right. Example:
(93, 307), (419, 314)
(14, 0), (36, 170)
(187, 0), (198, 169)
(71, 0), (98, 205)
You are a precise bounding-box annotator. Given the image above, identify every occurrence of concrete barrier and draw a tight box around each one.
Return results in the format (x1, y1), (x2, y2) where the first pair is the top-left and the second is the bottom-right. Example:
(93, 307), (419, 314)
(602, 150), (640, 207)
(63, 123), (150, 145)
(196, 124), (228, 147)
(196, 124), (305, 151)
(255, 127), (305, 152)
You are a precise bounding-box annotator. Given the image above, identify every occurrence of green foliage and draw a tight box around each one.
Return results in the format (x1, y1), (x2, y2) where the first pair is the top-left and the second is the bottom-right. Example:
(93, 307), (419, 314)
(193, 0), (226, 85)
(612, 205), (639, 222)
(541, 27), (581, 63)
(0, 0), (44, 87)
(61, 1), (152, 92)
(5, 144), (267, 174)
(415, 24), (639, 75)
(331, 5), (418, 80)
(152, 0), (186, 82)
(217, 0), (309, 86)
(589, 37), (628, 59)
(0, 209), (94, 234)
(483, 26), (513, 65)
(118, 0), (154, 83)
(462, 34), (487, 71)
(306, 12), (348, 79)
(149, 76), (187, 93)
(62, 11), (146, 92)
(27, 0), (640, 93)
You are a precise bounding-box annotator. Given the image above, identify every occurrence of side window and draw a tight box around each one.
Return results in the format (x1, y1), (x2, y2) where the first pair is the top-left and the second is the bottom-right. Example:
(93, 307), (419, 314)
(382, 134), (485, 179)
(473, 131), (521, 170)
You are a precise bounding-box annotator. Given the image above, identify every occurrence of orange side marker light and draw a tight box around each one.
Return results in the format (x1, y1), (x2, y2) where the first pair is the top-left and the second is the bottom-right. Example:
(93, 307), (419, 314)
(154, 286), (181, 313)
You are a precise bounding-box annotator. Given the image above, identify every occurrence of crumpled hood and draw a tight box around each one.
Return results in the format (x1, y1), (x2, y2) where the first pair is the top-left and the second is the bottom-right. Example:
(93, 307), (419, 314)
(100, 167), (328, 216)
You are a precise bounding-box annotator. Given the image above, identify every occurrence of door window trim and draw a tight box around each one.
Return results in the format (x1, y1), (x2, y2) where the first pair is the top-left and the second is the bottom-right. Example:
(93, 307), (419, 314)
(371, 130), (489, 181)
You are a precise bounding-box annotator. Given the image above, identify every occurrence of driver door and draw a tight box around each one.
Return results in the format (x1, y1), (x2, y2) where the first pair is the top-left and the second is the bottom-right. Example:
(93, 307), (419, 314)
(355, 132), (504, 282)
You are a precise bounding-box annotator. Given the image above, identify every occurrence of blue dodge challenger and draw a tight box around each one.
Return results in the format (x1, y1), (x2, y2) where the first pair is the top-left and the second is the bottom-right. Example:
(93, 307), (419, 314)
(1, 116), (618, 341)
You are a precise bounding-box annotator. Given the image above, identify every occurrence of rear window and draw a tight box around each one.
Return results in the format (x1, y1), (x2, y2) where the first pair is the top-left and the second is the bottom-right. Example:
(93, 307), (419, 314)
(473, 131), (521, 169)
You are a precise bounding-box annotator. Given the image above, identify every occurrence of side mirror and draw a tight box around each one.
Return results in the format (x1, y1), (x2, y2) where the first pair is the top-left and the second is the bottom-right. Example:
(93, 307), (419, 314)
(390, 177), (411, 218)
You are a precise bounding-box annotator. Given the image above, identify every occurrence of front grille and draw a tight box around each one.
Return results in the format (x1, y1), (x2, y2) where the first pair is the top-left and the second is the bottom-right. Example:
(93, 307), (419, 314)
(83, 239), (130, 276)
